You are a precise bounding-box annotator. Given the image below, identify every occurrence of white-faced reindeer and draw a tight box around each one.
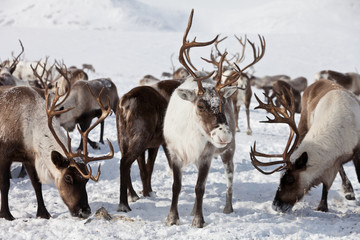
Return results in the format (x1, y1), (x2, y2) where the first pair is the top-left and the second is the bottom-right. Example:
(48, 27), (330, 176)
(0, 66), (114, 220)
(116, 80), (181, 212)
(250, 79), (360, 212)
(54, 78), (119, 150)
(315, 70), (360, 95)
(164, 10), (265, 228)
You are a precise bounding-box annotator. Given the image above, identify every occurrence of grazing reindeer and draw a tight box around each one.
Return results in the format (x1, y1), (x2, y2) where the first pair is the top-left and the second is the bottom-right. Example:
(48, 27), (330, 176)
(315, 70), (360, 95)
(117, 80), (181, 212)
(0, 66), (114, 220)
(250, 79), (360, 212)
(54, 78), (119, 150)
(164, 10), (265, 228)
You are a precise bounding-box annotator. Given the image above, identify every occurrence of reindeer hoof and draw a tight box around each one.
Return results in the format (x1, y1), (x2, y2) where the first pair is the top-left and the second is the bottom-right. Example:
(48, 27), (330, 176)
(117, 203), (132, 212)
(192, 216), (205, 228)
(223, 205), (234, 214)
(316, 203), (328, 212)
(246, 129), (252, 135)
(165, 214), (180, 226)
(37, 210), (51, 219)
(0, 211), (15, 221)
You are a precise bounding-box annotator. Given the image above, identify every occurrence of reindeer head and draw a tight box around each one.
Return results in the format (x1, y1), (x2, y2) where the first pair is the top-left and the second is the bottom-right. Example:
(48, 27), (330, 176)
(178, 10), (265, 148)
(250, 89), (310, 212)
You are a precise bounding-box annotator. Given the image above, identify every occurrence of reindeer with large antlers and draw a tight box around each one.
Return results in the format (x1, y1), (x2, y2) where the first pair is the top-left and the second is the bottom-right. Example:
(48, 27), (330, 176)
(0, 63), (113, 220)
(164, 9), (265, 228)
(250, 79), (360, 212)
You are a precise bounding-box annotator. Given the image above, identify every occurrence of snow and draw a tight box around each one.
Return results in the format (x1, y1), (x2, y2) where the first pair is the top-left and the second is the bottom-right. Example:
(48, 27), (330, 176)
(1, 0), (360, 239)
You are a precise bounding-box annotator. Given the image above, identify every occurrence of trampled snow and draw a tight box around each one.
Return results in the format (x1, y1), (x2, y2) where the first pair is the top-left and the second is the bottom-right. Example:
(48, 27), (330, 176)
(0, 0), (360, 239)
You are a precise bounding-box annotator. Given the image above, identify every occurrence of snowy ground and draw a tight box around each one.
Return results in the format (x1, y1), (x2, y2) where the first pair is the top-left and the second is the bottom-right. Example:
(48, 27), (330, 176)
(0, 0), (360, 239)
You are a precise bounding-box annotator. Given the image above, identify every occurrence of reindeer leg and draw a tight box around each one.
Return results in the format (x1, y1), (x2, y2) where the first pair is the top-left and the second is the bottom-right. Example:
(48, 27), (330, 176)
(24, 163), (51, 219)
(317, 183), (329, 212)
(77, 119), (100, 150)
(18, 164), (27, 178)
(338, 165), (355, 200)
(192, 158), (211, 228)
(245, 102), (252, 136)
(162, 143), (172, 170)
(127, 169), (140, 202)
(118, 156), (137, 212)
(137, 151), (150, 197)
(165, 159), (182, 226)
(145, 147), (159, 194)
(234, 105), (240, 132)
(220, 144), (235, 214)
(0, 161), (14, 220)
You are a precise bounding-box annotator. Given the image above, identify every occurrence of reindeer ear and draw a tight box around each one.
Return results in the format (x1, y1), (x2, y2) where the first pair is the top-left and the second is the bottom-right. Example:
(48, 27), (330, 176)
(221, 86), (237, 98)
(177, 89), (197, 102)
(51, 151), (69, 169)
(295, 152), (308, 169)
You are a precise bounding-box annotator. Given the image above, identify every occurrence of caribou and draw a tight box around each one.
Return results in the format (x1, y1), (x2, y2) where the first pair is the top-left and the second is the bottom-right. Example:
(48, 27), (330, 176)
(250, 79), (360, 212)
(54, 78), (119, 150)
(315, 70), (360, 95)
(116, 80), (181, 212)
(164, 9), (265, 228)
(0, 66), (114, 220)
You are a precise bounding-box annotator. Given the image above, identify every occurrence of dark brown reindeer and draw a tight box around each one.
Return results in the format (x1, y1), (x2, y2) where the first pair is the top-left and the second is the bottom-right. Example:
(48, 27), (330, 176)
(315, 70), (360, 95)
(0, 65), (114, 220)
(164, 10), (265, 228)
(116, 80), (181, 212)
(250, 79), (360, 212)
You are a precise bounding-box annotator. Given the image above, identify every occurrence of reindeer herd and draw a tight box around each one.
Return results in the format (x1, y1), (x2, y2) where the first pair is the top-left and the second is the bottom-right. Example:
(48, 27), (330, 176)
(1, 9), (360, 228)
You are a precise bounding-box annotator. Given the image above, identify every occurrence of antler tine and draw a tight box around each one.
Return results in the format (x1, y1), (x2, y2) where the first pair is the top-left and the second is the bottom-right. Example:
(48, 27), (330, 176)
(235, 35), (266, 74)
(9, 40), (24, 71)
(234, 34), (247, 64)
(250, 142), (289, 175)
(54, 62), (72, 107)
(250, 88), (299, 174)
(71, 85), (114, 181)
(77, 86), (114, 162)
(179, 9), (219, 95)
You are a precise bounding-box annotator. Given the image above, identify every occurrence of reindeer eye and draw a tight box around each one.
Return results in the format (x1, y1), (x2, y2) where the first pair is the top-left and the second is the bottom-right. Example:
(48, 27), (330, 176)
(197, 103), (205, 111)
(64, 175), (73, 184)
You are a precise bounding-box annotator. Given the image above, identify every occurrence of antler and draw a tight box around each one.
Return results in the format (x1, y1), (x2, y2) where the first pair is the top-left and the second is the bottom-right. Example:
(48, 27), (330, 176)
(73, 86), (114, 181)
(234, 34), (266, 74)
(9, 40), (24, 73)
(179, 9), (219, 95)
(234, 34), (247, 65)
(33, 61), (113, 182)
(250, 88), (299, 174)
